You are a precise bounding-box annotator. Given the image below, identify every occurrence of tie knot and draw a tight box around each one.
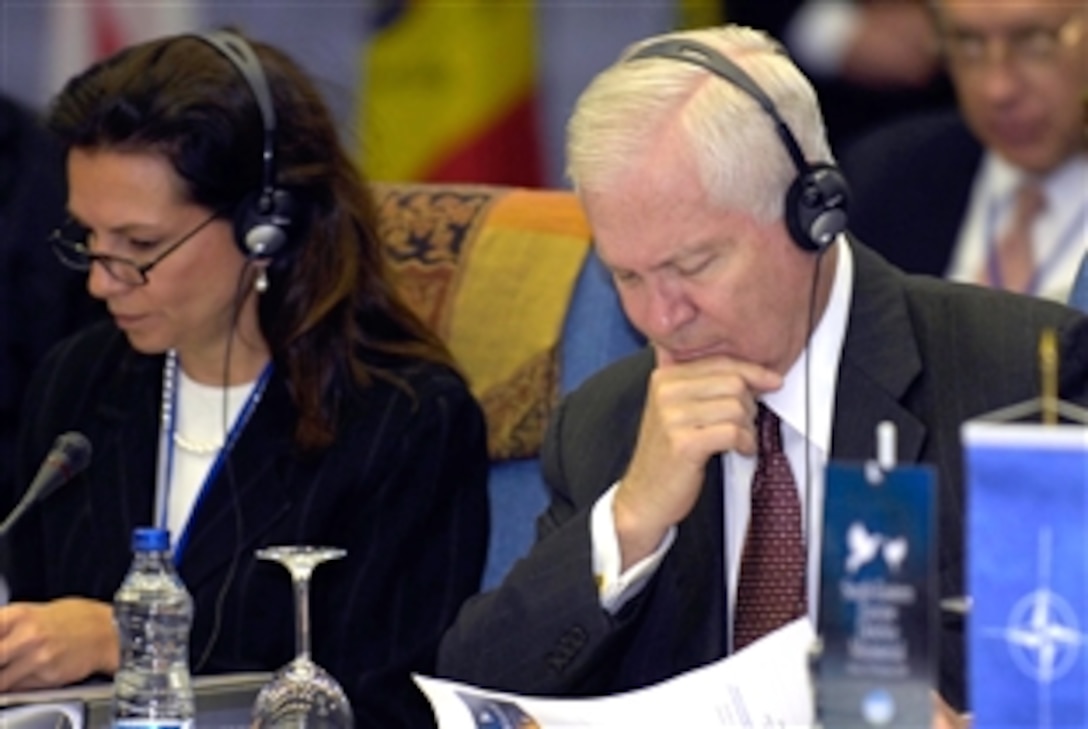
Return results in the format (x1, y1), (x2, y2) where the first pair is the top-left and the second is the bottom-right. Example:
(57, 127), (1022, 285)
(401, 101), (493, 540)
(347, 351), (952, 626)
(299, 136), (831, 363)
(1012, 181), (1047, 224)
(757, 403), (783, 455)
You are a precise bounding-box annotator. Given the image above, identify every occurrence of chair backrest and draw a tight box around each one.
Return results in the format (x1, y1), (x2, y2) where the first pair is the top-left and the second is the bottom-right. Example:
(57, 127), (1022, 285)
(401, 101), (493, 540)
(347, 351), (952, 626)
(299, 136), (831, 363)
(373, 182), (644, 587)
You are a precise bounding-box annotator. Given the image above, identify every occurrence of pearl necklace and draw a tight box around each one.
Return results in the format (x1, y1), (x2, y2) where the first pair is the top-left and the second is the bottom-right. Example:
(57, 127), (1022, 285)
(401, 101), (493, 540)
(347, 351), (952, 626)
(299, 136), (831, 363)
(156, 349), (273, 534)
(161, 350), (219, 454)
(160, 351), (246, 454)
(172, 431), (223, 455)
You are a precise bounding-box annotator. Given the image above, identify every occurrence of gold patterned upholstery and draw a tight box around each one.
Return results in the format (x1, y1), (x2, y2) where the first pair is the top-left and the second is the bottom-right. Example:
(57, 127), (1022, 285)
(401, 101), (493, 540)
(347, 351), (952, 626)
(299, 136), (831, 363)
(374, 182), (593, 460)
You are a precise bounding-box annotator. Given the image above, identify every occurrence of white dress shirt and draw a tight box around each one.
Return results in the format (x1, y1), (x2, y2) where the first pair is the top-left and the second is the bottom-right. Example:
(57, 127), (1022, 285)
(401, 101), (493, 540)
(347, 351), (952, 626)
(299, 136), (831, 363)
(164, 371), (255, 543)
(947, 152), (1088, 303)
(591, 238), (856, 649)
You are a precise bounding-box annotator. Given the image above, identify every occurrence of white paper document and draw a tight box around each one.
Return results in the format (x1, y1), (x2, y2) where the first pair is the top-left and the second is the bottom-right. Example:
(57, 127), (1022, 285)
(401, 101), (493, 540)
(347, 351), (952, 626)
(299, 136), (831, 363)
(0, 701), (83, 729)
(417, 618), (815, 728)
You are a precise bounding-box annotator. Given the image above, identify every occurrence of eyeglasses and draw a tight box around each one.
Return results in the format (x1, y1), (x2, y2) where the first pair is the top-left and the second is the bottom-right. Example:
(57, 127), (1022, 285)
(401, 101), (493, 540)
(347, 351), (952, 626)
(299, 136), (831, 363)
(50, 211), (221, 286)
(942, 14), (1084, 74)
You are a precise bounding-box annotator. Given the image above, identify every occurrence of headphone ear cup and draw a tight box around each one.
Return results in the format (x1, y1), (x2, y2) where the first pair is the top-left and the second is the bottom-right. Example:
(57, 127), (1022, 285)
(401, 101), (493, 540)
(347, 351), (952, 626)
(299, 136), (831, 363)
(233, 188), (298, 258)
(784, 163), (851, 253)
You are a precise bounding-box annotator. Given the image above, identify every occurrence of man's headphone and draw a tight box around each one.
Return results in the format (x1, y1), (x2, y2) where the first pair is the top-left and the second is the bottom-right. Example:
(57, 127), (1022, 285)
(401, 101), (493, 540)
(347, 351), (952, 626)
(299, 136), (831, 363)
(190, 30), (298, 259)
(628, 39), (850, 253)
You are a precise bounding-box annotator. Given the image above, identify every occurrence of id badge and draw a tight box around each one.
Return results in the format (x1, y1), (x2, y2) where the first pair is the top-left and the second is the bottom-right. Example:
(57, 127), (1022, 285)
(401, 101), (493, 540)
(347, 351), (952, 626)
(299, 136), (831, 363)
(815, 460), (936, 728)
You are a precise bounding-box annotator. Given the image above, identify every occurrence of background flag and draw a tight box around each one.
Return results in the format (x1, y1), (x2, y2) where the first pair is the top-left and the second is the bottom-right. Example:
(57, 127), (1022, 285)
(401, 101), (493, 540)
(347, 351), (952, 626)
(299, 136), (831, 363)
(678, 0), (723, 29)
(357, 1), (543, 186)
(47, 0), (198, 98)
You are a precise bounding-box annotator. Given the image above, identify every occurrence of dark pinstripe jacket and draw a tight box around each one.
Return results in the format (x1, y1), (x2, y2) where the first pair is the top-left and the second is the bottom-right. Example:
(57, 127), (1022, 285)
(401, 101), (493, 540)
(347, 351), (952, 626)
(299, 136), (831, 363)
(11, 321), (490, 729)
(438, 241), (1088, 712)
(839, 109), (983, 277)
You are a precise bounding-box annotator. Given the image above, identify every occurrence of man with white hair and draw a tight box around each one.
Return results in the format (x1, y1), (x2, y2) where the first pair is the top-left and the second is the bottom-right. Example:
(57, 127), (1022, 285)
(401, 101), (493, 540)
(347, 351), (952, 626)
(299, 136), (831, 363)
(439, 24), (1088, 727)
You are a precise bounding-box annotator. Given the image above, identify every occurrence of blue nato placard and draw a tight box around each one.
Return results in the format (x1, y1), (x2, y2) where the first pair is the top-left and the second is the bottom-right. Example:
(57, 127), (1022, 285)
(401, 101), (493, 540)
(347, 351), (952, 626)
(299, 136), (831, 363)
(964, 422), (1088, 728)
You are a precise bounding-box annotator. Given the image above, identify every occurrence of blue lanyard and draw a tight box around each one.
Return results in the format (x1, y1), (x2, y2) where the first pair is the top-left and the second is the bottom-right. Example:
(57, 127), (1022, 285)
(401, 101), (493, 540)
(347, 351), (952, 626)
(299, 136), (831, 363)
(155, 350), (274, 564)
(984, 193), (1088, 296)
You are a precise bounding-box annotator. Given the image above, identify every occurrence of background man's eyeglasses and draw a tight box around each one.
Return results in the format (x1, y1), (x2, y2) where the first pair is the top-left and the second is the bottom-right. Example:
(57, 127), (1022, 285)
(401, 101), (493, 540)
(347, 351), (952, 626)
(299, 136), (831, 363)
(50, 211), (221, 286)
(942, 14), (1084, 74)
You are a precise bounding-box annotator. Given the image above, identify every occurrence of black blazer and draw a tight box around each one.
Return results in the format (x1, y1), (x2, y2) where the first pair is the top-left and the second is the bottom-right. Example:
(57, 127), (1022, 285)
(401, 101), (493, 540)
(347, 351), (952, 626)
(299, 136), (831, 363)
(12, 322), (490, 729)
(437, 242), (1088, 712)
(839, 109), (983, 277)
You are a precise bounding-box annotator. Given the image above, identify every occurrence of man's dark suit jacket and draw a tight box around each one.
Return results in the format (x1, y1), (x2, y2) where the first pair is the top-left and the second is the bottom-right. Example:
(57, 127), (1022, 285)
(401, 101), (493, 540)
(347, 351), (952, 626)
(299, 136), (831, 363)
(839, 109), (983, 277)
(438, 241), (1088, 712)
(11, 322), (490, 729)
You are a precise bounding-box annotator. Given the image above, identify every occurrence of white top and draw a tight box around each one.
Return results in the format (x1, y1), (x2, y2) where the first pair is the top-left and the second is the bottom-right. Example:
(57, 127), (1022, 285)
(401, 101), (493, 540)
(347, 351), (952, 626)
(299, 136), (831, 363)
(166, 370), (256, 544)
(592, 237), (855, 648)
(947, 152), (1088, 303)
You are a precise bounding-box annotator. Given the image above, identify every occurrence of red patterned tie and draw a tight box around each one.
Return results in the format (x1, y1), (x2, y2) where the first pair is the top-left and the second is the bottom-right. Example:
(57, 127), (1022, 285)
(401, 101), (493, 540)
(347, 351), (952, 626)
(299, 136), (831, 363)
(733, 404), (807, 651)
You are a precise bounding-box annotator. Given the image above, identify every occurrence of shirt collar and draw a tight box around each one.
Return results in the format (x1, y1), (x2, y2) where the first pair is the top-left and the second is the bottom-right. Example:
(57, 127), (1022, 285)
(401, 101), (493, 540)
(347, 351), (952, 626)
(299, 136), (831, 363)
(762, 236), (854, 457)
(983, 150), (1088, 206)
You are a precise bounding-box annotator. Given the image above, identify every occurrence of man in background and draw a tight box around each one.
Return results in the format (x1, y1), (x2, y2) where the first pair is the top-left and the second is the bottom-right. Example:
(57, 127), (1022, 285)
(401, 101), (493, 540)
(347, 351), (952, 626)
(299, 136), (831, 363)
(841, 0), (1088, 303)
(725, 0), (954, 152)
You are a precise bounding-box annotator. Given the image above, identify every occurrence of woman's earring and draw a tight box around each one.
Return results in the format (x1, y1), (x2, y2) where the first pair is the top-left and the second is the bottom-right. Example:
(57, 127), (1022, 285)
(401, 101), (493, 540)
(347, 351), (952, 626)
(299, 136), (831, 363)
(255, 268), (269, 293)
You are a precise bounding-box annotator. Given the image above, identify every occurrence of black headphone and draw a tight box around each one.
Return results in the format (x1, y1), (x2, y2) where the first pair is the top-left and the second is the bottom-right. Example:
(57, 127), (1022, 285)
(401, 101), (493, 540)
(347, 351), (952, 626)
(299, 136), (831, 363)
(627, 39), (850, 253)
(190, 30), (297, 259)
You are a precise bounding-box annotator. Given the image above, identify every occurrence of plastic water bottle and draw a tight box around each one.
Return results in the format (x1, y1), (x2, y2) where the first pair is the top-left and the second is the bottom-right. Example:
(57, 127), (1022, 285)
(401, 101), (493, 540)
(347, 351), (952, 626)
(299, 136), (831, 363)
(112, 527), (195, 729)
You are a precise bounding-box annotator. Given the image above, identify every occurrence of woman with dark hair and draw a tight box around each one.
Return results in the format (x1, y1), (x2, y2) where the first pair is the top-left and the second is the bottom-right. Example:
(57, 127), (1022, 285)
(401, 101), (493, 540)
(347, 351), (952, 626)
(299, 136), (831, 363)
(0, 30), (489, 727)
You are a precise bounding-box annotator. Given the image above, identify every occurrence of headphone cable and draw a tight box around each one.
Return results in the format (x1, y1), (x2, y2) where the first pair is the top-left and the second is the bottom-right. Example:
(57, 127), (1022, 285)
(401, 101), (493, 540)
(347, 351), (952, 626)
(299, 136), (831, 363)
(192, 257), (259, 672)
(803, 248), (826, 608)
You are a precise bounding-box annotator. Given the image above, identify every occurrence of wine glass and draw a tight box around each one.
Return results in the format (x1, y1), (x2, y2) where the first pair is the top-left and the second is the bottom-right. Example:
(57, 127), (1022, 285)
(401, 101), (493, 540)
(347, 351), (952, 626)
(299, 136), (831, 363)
(251, 546), (354, 729)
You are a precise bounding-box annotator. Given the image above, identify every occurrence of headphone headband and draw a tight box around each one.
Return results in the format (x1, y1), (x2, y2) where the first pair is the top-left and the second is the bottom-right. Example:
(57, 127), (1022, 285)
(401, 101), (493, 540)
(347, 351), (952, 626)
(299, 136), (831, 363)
(626, 37), (850, 252)
(627, 39), (808, 173)
(188, 30), (297, 259)
(193, 31), (277, 203)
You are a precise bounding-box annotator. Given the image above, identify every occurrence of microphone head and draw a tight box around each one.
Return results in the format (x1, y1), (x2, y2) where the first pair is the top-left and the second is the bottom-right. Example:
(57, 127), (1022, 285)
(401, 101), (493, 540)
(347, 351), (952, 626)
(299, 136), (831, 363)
(53, 431), (93, 473)
(0, 431), (93, 541)
(39, 431), (93, 501)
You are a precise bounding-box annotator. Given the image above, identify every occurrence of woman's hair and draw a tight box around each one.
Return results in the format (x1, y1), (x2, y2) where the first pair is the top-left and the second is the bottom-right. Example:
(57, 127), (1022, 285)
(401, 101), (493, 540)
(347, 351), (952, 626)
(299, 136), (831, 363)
(47, 30), (455, 450)
(567, 24), (834, 223)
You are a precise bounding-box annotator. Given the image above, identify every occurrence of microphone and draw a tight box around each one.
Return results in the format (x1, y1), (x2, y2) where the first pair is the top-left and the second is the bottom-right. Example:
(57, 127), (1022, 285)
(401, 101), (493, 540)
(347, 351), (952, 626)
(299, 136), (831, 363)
(0, 431), (92, 539)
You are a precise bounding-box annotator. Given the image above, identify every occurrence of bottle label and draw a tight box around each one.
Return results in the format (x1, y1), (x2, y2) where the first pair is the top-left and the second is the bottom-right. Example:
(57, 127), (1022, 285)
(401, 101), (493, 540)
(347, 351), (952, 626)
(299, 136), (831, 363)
(113, 720), (193, 729)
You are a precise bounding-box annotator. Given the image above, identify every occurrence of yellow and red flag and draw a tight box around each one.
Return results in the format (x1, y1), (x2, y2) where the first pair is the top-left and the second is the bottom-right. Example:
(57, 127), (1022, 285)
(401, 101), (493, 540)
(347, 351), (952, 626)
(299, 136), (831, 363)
(678, 0), (723, 29)
(358, 2), (544, 186)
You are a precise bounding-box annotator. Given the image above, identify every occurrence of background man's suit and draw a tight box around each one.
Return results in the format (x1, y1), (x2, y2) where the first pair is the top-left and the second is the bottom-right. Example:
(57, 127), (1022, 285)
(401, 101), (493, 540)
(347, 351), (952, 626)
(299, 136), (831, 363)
(439, 241), (1088, 711)
(839, 109), (983, 277)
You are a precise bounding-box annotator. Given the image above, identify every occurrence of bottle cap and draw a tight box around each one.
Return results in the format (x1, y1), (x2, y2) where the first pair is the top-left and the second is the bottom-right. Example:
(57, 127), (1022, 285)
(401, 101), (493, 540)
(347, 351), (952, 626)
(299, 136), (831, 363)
(132, 527), (170, 552)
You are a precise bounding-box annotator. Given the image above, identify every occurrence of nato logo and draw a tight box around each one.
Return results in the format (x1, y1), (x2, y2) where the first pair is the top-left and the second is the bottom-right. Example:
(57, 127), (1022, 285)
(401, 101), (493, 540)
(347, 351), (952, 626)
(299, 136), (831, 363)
(982, 528), (1087, 685)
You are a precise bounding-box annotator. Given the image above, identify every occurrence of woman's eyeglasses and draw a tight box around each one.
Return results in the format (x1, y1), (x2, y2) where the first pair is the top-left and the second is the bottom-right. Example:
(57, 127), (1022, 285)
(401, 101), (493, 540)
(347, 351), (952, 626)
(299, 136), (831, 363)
(50, 211), (221, 286)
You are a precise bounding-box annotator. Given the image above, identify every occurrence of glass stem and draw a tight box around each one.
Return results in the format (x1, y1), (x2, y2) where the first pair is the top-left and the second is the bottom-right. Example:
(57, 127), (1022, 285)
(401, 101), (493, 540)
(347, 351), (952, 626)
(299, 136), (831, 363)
(294, 574), (312, 660)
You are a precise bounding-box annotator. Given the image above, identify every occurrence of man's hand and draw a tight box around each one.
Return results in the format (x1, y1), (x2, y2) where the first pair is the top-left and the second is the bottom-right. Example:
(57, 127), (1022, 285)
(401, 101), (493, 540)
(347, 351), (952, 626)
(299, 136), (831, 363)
(841, 1), (941, 88)
(613, 353), (782, 569)
(933, 692), (971, 729)
(0, 598), (118, 691)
